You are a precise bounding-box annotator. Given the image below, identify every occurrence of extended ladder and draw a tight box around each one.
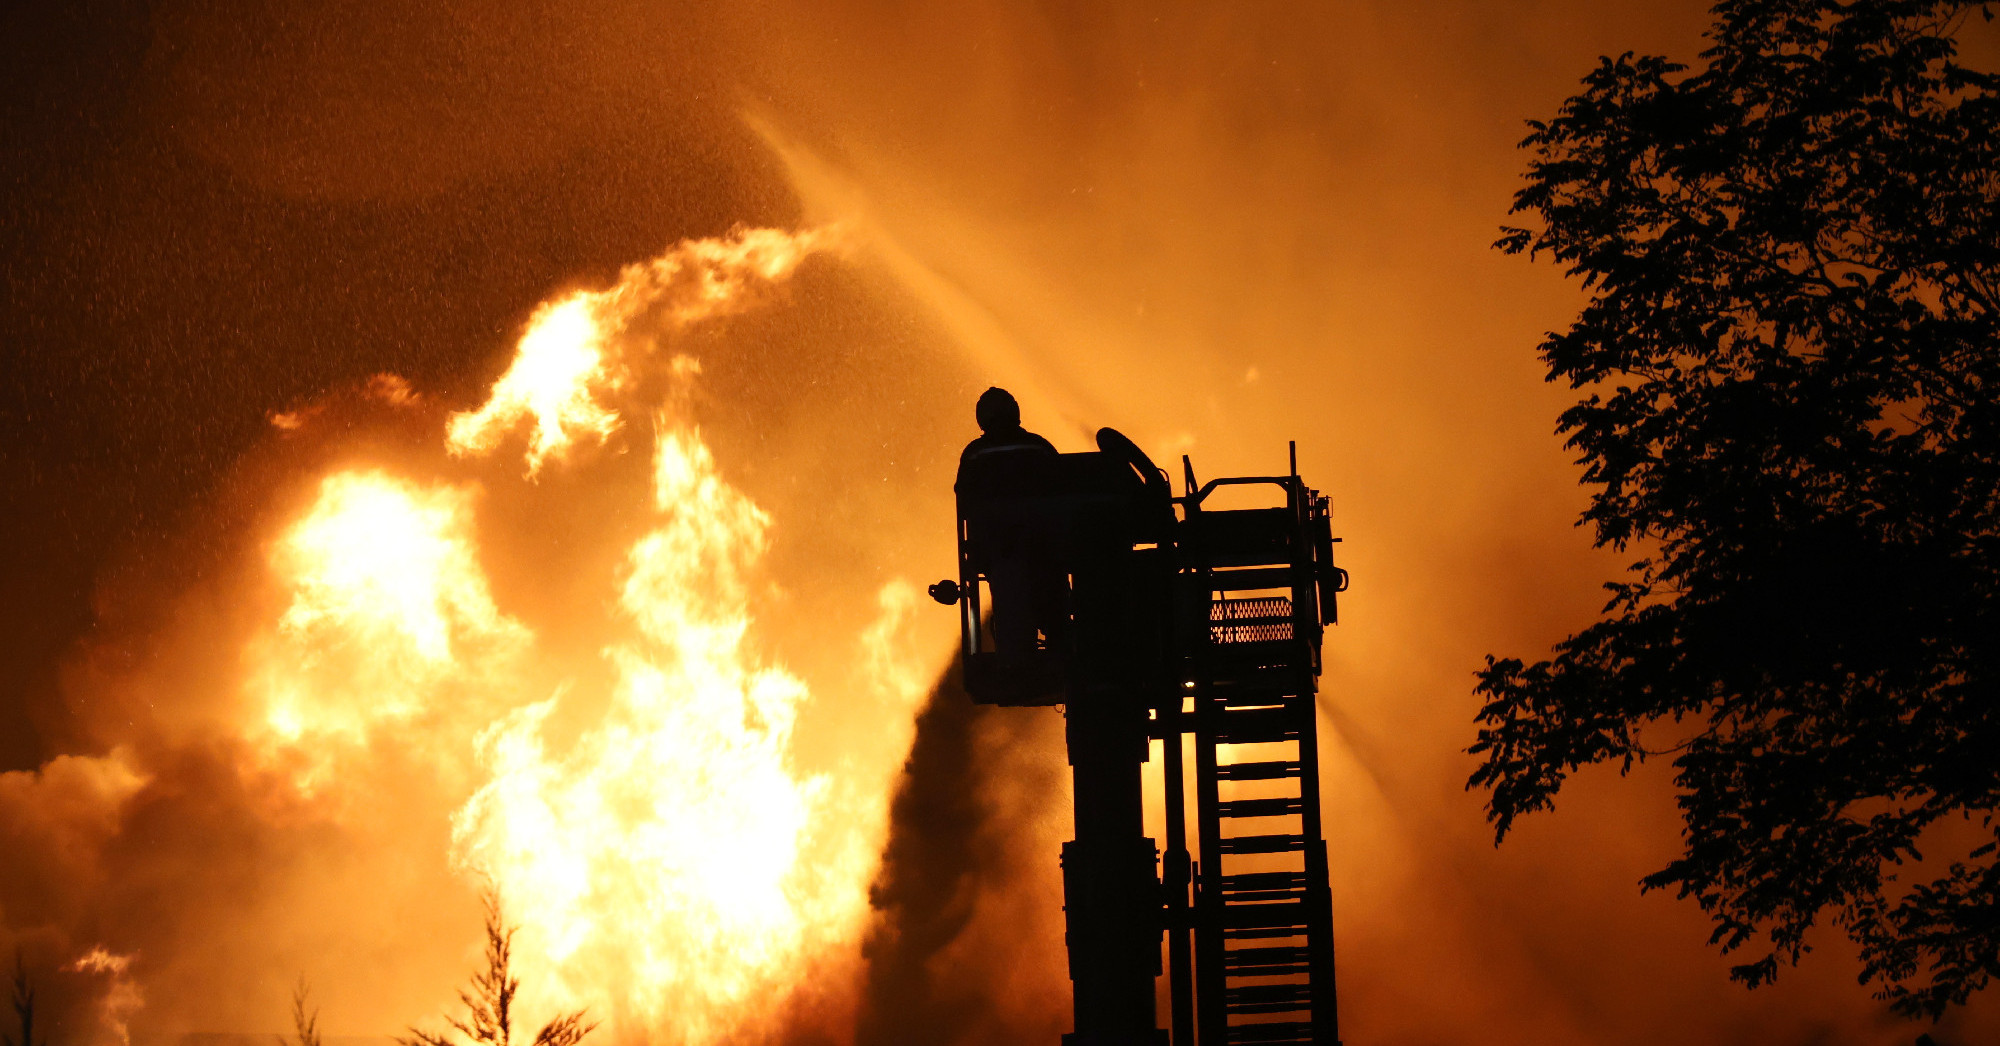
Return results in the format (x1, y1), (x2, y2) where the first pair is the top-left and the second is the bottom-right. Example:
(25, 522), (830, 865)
(1160, 452), (1344, 1046)
(944, 431), (1345, 1046)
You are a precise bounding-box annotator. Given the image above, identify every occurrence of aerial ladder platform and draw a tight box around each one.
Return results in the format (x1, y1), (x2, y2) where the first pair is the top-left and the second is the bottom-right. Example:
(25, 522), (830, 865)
(933, 430), (1348, 1046)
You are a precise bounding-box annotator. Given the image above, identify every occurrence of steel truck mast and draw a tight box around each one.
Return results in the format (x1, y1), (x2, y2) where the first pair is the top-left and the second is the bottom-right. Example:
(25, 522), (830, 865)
(931, 429), (1349, 1046)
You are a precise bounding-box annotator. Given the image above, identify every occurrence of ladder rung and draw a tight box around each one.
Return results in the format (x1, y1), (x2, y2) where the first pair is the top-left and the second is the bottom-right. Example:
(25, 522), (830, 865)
(1221, 872), (1310, 892)
(1226, 889), (1306, 904)
(1226, 982), (1313, 1010)
(1227, 984), (1311, 1001)
(1218, 797), (1304, 819)
(1219, 834), (1307, 855)
(1227, 945), (1311, 964)
(1227, 960), (1311, 978)
(1214, 688), (1303, 710)
(1228, 1000), (1313, 1016)
(1220, 900), (1308, 929)
(1201, 663), (1313, 692)
(1225, 1021), (1316, 1044)
(1224, 927), (1306, 942)
(1225, 945), (1312, 973)
(1212, 673), (1305, 696)
(1215, 760), (1300, 781)
(1210, 706), (1303, 743)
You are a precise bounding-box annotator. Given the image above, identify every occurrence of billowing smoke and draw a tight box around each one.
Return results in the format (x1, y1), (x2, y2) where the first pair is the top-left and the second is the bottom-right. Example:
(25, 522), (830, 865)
(853, 660), (1069, 1046)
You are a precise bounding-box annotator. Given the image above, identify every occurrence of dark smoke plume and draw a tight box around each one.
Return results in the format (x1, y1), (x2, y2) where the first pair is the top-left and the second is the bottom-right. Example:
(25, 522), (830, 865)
(854, 658), (1068, 1046)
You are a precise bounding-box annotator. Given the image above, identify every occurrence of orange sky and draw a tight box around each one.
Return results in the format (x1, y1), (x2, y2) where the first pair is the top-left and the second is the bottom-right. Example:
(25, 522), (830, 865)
(3, 3), (1996, 1045)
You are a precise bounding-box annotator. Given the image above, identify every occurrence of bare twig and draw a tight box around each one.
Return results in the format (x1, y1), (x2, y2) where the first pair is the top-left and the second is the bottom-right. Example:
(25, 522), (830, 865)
(398, 891), (596, 1046)
(4, 951), (39, 1046)
(277, 977), (322, 1046)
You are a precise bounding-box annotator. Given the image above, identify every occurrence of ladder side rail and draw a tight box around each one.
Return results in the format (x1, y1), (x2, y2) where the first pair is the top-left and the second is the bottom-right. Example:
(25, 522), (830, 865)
(1172, 456), (1344, 1046)
(1191, 671), (1229, 1046)
(1162, 692), (1196, 1046)
(1304, 838), (1340, 1046)
(1297, 704), (1339, 1046)
(1286, 489), (1340, 1046)
(1176, 505), (1230, 1046)
(1171, 482), (1219, 1046)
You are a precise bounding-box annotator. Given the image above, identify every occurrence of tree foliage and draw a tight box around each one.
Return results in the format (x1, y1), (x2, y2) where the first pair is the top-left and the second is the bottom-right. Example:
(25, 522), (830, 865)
(400, 893), (596, 1046)
(1473, 0), (2000, 1017)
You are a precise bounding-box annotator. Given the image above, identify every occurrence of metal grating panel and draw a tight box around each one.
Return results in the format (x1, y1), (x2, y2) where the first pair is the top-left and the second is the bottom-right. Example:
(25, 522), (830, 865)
(1211, 597), (1295, 644)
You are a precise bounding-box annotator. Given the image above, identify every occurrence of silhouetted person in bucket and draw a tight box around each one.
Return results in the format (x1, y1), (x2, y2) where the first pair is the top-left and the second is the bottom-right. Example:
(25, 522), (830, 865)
(956, 387), (1070, 658)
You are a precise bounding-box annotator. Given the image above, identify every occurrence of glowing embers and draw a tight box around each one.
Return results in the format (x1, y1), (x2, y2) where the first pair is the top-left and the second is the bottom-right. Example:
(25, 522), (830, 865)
(453, 425), (843, 1046)
(252, 470), (528, 763)
(445, 227), (836, 476)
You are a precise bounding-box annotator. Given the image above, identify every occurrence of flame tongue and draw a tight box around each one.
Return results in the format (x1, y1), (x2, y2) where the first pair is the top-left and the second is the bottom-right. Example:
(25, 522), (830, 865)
(452, 424), (841, 1043)
(445, 227), (836, 476)
(446, 296), (623, 476)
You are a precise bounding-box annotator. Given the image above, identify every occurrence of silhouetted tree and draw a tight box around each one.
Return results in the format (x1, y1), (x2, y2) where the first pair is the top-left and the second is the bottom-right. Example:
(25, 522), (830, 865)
(399, 893), (595, 1046)
(5, 952), (42, 1046)
(1473, 0), (2000, 1018)
(279, 978), (322, 1046)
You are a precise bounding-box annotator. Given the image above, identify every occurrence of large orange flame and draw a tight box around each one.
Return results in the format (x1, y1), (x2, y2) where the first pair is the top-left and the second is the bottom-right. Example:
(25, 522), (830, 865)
(231, 225), (931, 1044)
(255, 472), (528, 738)
(454, 423), (858, 1043)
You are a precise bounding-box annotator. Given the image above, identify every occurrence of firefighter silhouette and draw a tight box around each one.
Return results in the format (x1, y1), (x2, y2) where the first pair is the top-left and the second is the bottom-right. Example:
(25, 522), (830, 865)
(954, 387), (1070, 657)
